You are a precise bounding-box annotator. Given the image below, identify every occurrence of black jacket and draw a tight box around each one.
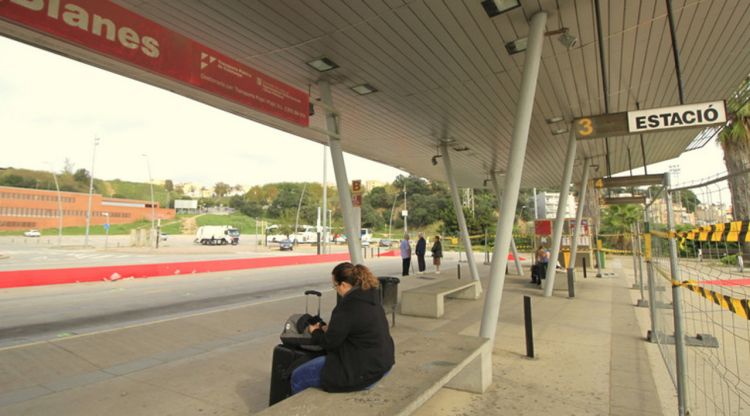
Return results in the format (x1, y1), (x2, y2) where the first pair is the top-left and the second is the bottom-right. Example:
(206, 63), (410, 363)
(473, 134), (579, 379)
(311, 287), (395, 392)
(415, 237), (427, 256)
(431, 241), (443, 258)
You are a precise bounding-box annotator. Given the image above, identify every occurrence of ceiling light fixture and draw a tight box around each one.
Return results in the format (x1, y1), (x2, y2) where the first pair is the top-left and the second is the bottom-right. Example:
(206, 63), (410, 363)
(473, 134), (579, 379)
(351, 83), (378, 95)
(552, 127), (569, 135)
(481, 0), (521, 18)
(505, 37), (528, 55)
(545, 116), (565, 123)
(306, 57), (338, 72)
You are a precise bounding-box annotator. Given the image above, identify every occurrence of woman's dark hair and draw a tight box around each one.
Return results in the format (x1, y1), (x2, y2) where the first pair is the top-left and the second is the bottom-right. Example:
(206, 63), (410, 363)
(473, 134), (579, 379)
(434, 235), (441, 241)
(332, 262), (379, 290)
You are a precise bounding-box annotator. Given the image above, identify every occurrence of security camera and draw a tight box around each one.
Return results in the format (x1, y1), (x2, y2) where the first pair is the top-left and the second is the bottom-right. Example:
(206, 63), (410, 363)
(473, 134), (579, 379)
(559, 30), (578, 49)
(431, 155), (442, 166)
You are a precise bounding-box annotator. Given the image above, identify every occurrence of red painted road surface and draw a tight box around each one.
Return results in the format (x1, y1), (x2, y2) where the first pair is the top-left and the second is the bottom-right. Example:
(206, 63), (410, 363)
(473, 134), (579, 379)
(0, 250), (400, 289)
(0, 250), (528, 289)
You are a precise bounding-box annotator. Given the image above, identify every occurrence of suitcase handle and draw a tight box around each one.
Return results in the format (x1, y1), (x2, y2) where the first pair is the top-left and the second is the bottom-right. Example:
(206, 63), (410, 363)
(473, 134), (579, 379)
(304, 290), (322, 315)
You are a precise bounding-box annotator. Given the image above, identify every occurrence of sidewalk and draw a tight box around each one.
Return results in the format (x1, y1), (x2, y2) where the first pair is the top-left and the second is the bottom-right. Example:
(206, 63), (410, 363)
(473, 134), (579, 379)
(0, 256), (675, 415)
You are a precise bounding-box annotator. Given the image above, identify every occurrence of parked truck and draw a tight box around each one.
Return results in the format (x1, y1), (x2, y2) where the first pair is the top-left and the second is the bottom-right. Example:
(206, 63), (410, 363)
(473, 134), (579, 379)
(195, 225), (240, 245)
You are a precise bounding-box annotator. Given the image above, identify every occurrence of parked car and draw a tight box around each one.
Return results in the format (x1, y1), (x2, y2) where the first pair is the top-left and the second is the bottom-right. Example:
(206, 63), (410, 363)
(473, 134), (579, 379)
(159, 232), (168, 241)
(279, 239), (294, 251)
(24, 229), (41, 237)
(379, 239), (393, 247)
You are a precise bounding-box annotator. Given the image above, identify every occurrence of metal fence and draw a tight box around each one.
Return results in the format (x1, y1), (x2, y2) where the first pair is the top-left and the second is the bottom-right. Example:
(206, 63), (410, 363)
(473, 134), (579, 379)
(642, 173), (749, 415)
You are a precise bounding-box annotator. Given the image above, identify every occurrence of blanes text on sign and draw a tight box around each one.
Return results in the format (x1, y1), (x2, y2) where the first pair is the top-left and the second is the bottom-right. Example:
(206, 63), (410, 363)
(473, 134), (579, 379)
(8, 0), (159, 58)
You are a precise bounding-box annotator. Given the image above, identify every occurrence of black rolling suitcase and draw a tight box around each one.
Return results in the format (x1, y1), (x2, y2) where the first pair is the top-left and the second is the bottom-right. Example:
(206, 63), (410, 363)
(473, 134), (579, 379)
(268, 344), (325, 405)
(269, 290), (326, 406)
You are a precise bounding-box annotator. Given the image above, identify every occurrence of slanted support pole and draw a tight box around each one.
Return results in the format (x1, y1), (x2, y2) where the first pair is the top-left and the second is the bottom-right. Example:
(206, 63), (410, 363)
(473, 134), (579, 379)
(319, 81), (363, 265)
(479, 11), (547, 342)
(566, 158), (591, 297)
(442, 143), (480, 282)
(489, 176), (523, 276)
(544, 129), (578, 297)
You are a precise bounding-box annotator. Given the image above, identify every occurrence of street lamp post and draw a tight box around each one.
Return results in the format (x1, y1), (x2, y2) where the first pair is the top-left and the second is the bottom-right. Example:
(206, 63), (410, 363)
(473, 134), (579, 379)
(45, 162), (63, 246)
(142, 154), (156, 248)
(84, 137), (100, 247)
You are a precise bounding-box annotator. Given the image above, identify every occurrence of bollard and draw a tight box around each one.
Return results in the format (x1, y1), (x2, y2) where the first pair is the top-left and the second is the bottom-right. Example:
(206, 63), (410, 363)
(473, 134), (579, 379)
(566, 268), (575, 298)
(377, 246), (380, 257)
(524, 296), (535, 358)
(582, 257), (587, 278)
(457, 263), (461, 280)
(738, 253), (744, 273)
(371, 247), (374, 258)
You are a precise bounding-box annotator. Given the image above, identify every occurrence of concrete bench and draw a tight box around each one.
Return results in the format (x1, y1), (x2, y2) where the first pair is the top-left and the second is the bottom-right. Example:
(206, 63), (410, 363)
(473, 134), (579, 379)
(257, 332), (492, 416)
(400, 279), (482, 318)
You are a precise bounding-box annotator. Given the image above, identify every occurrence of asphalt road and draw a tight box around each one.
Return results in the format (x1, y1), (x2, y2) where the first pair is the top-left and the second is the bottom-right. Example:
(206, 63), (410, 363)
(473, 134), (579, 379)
(0, 234), (365, 271)
(0, 255), (451, 349)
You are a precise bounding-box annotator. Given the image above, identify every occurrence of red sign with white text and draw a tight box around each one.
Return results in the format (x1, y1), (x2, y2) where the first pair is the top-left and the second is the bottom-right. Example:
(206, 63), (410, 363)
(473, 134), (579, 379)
(0, 0), (309, 126)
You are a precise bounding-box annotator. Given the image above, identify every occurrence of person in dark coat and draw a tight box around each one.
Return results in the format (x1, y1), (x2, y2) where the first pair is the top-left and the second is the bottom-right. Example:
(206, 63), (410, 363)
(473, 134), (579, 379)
(430, 235), (443, 274)
(415, 233), (427, 273)
(291, 262), (395, 394)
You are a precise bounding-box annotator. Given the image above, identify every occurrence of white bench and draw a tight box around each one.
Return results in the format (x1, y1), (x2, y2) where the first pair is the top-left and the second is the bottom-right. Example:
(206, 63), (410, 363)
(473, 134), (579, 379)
(400, 279), (482, 318)
(257, 332), (492, 416)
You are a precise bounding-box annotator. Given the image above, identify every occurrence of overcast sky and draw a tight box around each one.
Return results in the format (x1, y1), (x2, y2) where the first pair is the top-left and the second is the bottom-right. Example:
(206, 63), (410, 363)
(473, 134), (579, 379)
(0, 36), (730, 195)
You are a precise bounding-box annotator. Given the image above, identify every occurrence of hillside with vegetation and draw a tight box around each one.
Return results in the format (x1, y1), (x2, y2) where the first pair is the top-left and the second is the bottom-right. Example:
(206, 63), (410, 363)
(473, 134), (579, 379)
(0, 166), (175, 207)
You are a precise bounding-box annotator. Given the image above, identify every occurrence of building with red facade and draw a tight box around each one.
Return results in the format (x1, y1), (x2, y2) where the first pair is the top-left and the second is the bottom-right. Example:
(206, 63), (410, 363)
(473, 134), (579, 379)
(0, 186), (175, 231)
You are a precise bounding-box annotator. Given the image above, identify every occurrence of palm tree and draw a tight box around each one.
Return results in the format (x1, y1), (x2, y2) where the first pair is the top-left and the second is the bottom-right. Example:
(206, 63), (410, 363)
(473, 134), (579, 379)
(600, 204), (643, 250)
(718, 77), (750, 221)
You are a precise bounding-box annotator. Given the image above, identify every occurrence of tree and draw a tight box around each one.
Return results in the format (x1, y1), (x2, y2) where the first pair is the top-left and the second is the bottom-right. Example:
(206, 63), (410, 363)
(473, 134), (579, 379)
(164, 179), (174, 192)
(73, 168), (90, 183)
(718, 78), (750, 220)
(214, 182), (231, 198)
(63, 158), (75, 174)
(367, 186), (392, 209)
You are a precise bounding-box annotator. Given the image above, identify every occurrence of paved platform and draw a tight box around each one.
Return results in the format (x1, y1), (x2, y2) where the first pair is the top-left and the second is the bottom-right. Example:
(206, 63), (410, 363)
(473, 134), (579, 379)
(0, 256), (676, 415)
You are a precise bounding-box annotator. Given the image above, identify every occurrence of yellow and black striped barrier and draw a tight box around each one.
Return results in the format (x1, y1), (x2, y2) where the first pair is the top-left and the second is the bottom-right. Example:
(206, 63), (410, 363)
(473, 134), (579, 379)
(677, 281), (750, 320)
(672, 220), (750, 243)
(653, 266), (750, 320)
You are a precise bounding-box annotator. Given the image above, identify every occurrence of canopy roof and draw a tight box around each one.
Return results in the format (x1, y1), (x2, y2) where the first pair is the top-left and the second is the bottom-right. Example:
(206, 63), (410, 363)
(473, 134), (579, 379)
(4, 0), (748, 187)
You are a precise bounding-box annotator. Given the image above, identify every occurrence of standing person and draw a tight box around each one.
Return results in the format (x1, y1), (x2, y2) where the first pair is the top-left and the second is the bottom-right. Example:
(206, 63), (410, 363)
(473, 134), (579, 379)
(535, 245), (549, 286)
(431, 235), (443, 274)
(291, 262), (395, 393)
(415, 233), (427, 274)
(400, 233), (411, 276)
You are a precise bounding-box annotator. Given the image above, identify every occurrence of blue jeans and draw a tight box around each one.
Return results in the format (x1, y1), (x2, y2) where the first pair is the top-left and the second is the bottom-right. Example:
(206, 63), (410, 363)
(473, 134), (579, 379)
(291, 355), (326, 394)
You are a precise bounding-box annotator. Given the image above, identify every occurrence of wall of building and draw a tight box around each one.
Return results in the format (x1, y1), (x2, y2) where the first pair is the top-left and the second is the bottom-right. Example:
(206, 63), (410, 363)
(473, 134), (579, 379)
(0, 186), (175, 230)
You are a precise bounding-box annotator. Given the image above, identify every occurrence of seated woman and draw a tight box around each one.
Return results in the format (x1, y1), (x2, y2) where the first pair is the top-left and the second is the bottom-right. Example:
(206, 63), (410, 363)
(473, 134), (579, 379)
(291, 262), (395, 393)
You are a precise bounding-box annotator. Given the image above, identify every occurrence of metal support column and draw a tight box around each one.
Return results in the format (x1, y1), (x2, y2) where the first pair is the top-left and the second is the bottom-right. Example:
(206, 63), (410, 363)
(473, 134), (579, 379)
(543, 129), (578, 297)
(441, 143), (480, 282)
(566, 158), (591, 297)
(319, 81), (363, 265)
(635, 221), (648, 307)
(665, 173), (688, 416)
(479, 11), (547, 342)
(489, 175), (523, 276)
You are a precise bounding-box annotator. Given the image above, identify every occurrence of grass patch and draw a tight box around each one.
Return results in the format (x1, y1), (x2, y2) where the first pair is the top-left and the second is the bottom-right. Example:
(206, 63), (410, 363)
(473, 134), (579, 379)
(0, 220), (154, 236)
(196, 214), (267, 234)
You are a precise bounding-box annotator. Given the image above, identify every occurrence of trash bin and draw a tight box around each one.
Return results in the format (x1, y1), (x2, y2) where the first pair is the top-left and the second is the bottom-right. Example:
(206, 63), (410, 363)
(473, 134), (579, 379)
(378, 276), (400, 327)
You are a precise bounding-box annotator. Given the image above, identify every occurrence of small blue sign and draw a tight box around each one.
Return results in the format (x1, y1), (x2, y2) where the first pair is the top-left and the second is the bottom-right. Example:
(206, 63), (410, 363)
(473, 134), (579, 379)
(104, 223), (110, 231)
